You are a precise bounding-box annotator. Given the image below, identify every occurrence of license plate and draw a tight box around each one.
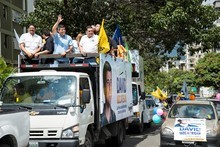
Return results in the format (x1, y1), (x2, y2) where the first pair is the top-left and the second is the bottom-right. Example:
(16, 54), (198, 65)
(29, 142), (39, 147)
(182, 141), (194, 144)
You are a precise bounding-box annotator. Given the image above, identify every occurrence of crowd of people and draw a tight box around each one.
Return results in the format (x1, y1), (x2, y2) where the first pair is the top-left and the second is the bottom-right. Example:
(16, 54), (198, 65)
(19, 15), (118, 64)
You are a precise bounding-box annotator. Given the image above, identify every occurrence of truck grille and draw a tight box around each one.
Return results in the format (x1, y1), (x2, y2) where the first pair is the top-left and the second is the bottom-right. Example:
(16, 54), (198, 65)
(30, 130), (58, 137)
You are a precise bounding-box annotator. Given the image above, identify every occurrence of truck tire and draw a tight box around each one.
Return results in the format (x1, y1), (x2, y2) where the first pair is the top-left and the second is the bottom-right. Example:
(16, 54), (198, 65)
(137, 115), (144, 134)
(146, 122), (151, 128)
(111, 122), (125, 146)
(0, 144), (10, 147)
(83, 131), (94, 147)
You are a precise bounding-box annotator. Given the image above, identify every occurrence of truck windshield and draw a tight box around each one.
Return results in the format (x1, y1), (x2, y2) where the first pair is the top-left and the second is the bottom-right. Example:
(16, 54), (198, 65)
(132, 84), (138, 106)
(0, 75), (77, 105)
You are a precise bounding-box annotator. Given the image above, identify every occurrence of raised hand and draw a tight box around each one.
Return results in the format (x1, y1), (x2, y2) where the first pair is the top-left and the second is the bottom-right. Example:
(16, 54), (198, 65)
(57, 14), (63, 23)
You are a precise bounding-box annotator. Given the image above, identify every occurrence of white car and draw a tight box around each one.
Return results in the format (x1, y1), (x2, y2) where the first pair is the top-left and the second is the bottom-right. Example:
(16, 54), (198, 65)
(160, 100), (220, 147)
(143, 98), (158, 127)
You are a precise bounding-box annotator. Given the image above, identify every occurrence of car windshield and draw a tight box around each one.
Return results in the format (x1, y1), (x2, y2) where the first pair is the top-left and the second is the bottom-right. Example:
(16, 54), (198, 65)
(169, 104), (215, 119)
(0, 75), (77, 106)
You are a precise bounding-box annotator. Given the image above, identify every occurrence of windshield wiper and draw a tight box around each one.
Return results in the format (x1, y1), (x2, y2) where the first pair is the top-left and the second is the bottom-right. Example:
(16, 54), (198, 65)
(54, 104), (70, 109)
(18, 105), (33, 110)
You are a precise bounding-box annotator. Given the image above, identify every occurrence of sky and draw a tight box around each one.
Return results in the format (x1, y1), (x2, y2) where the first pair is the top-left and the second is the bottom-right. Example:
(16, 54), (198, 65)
(202, 0), (215, 5)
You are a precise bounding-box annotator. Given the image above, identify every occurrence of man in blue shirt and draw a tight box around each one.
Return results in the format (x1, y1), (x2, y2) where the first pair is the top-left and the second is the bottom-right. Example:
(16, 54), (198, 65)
(52, 14), (73, 64)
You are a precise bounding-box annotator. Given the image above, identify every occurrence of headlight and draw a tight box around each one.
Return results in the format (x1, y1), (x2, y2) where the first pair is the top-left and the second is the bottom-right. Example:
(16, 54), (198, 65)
(62, 125), (79, 138)
(206, 129), (218, 136)
(161, 127), (173, 135)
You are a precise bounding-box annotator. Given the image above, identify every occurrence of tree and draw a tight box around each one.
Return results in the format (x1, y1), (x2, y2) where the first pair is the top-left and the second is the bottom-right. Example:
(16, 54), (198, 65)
(0, 58), (15, 87)
(20, 0), (220, 91)
(22, 0), (220, 54)
(20, 0), (117, 37)
(149, 0), (220, 55)
(195, 52), (220, 89)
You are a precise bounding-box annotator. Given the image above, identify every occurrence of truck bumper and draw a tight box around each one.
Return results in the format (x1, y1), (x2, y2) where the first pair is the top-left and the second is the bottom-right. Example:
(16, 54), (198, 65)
(29, 139), (79, 147)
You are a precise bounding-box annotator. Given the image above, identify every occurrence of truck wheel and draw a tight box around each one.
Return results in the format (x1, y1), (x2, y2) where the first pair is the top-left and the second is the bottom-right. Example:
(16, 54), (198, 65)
(84, 131), (94, 147)
(0, 144), (10, 147)
(111, 122), (125, 146)
(146, 122), (151, 128)
(137, 116), (144, 134)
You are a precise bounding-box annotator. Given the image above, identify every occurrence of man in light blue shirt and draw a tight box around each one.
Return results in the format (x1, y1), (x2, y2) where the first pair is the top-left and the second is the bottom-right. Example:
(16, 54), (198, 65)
(52, 15), (73, 64)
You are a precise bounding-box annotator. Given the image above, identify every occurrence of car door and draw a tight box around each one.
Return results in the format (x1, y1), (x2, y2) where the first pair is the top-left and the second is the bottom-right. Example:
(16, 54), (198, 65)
(143, 100), (152, 123)
(148, 100), (155, 120)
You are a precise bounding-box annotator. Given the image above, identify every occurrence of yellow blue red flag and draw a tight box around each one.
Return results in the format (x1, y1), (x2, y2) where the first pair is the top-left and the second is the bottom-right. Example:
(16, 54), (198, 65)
(98, 19), (110, 53)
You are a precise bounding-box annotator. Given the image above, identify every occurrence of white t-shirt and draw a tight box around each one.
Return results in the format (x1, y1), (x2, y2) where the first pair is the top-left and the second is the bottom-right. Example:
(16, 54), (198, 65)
(19, 33), (42, 55)
(79, 35), (98, 53)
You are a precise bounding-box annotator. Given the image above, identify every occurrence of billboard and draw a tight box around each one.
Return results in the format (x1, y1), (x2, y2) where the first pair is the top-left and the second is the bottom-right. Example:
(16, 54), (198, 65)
(99, 54), (133, 126)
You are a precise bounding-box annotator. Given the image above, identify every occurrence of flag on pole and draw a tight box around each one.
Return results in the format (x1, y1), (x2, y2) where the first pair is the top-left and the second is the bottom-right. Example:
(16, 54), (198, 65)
(14, 29), (20, 43)
(112, 25), (124, 46)
(124, 42), (130, 61)
(98, 19), (110, 53)
(181, 80), (189, 100)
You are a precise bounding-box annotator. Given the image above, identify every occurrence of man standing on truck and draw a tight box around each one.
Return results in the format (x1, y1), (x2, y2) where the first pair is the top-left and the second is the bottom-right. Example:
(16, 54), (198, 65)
(52, 14), (73, 64)
(79, 26), (98, 63)
(35, 29), (54, 64)
(101, 61), (116, 126)
(19, 24), (42, 63)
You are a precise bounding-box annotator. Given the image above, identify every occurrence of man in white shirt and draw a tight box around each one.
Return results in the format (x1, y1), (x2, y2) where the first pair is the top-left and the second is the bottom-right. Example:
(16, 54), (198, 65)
(79, 26), (98, 63)
(19, 24), (42, 63)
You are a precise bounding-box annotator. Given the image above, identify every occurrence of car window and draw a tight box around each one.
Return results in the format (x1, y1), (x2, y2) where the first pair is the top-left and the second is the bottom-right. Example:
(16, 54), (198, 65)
(169, 104), (215, 119)
(146, 100), (153, 107)
(214, 101), (220, 110)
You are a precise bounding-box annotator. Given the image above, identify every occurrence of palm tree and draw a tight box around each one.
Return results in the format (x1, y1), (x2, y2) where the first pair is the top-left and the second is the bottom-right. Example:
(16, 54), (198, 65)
(0, 57), (15, 87)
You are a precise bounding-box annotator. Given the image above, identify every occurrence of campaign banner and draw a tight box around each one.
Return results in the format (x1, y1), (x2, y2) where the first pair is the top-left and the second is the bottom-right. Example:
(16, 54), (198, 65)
(174, 118), (206, 142)
(99, 54), (133, 127)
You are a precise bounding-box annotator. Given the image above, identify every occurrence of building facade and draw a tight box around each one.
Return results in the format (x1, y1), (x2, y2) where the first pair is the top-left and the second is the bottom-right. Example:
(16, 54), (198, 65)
(0, 0), (34, 64)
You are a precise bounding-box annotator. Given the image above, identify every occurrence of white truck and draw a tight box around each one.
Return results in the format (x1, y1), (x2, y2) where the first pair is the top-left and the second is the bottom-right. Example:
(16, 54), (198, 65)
(0, 109), (29, 147)
(127, 50), (150, 134)
(199, 86), (215, 98)
(0, 53), (133, 147)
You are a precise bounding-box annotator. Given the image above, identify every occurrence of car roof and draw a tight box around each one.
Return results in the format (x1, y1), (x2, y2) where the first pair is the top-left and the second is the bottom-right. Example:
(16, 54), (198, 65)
(207, 99), (220, 102)
(174, 100), (212, 105)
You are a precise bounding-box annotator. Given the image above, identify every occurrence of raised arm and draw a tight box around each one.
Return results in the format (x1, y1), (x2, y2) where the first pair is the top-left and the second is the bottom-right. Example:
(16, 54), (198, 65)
(52, 14), (63, 35)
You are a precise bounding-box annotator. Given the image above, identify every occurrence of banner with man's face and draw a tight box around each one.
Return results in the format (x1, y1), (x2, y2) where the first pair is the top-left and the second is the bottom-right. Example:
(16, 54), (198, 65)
(100, 54), (133, 126)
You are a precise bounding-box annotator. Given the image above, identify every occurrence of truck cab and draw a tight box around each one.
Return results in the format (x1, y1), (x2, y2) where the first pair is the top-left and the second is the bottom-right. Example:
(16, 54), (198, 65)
(128, 81), (145, 133)
(0, 53), (133, 147)
(127, 50), (149, 133)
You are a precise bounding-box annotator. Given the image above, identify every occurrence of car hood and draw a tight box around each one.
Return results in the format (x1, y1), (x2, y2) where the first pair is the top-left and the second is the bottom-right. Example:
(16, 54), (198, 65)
(162, 118), (217, 131)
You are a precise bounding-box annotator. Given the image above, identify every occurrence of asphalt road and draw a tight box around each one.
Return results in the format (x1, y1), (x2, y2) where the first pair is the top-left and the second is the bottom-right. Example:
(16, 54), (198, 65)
(96, 123), (162, 147)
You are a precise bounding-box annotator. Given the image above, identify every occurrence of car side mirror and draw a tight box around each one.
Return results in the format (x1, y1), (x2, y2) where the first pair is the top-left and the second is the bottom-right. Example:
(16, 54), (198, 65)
(140, 92), (146, 100)
(82, 89), (90, 104)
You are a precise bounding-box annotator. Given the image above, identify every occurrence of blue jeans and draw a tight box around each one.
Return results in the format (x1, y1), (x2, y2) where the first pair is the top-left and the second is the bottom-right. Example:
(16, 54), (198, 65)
(54, 58), (69, 64)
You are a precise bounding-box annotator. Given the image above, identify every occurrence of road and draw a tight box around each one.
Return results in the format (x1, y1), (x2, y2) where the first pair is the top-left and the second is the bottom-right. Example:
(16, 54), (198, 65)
(96, 123), (161, 147)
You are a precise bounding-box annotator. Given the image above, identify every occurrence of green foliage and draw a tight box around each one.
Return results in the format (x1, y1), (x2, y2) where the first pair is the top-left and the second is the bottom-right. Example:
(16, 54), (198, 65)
(150, 0), (220, 54)
(0, 58), (15, 87)
(21, 0), (220, 56)
(145, 68), (196, 95)
(195, 52), (220, 89)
